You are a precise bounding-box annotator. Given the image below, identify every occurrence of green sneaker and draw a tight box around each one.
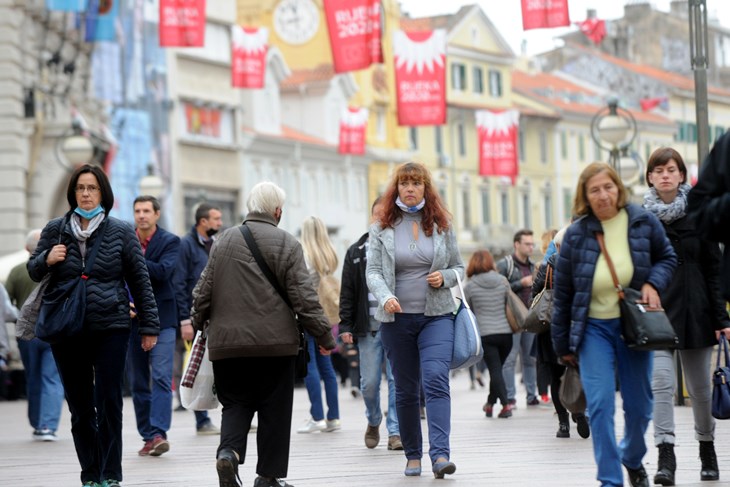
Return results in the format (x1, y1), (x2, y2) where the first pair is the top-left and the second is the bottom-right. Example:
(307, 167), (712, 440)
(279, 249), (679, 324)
(82, 482), (100, 487)
(102, 481), (121, 487)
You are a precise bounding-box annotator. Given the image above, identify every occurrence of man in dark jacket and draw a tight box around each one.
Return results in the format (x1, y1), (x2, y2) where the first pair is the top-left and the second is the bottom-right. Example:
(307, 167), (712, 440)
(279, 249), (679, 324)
(339, 218), (401, 451)
(172, 202), (222, 435)
(128, 196), (180, 457)
(688, 130), (730, 300)
(496, 229), (538, 407)
(191, 181), (336, 487)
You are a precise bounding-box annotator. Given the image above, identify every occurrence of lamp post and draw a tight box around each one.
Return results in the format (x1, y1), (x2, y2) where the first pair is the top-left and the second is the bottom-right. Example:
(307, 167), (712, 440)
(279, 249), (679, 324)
(590, 97), (643, 188)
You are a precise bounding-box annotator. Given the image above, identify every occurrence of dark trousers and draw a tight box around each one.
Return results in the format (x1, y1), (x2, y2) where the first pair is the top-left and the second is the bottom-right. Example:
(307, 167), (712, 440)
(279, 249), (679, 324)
(548, 362), (569, 421)
(51, 329), (130, 484)
(213, 356), (295, 478)
(481, 333), (513, 406)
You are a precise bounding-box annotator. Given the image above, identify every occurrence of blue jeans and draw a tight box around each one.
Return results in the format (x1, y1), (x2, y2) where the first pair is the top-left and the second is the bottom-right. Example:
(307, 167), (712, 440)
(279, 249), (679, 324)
(381, 313), (453, 464)
(358, 330), (399, 436)
(502, 331), (537, 402)
(303, 334), (340, 421)
(127, 324), (175, 440)
(18, 338), (64, 431)
(579, 318), (653, 487)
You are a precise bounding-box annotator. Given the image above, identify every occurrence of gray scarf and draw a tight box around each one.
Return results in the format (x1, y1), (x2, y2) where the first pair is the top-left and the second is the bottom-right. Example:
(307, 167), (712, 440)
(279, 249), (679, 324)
(70, 213), (105, 256)
(643, 183), (691, 224)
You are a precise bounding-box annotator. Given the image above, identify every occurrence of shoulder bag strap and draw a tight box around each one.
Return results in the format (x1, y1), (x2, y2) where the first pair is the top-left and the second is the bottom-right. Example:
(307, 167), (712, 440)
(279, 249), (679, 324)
(452, 269), (471, 309)
(546, 264), (553, 289)
(594, 232), (625, 300)
(81, 219), (108, 279)
(239, 224), (293, 310)
(719, 333), (729, 368)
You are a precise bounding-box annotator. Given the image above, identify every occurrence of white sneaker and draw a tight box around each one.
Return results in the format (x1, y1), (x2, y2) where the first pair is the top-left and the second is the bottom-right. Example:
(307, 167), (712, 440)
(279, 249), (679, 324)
(324, 419), (341, 432)
(296, 418), (326, 434)
(33, 429), (58, 441)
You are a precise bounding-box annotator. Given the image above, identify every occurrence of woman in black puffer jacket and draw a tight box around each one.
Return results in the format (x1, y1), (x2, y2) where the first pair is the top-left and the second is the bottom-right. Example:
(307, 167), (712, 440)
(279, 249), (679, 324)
(28, 164), (159, 487)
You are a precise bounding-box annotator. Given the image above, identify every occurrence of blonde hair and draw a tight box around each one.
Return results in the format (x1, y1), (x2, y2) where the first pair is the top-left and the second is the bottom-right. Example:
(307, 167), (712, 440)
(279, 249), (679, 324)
(540, 229), (558, 254)
(300, 216), (338, 276)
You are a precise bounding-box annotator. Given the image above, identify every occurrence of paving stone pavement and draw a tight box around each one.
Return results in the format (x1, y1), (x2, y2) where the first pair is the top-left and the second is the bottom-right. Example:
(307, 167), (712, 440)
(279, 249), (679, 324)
(0, 370), (728, 486)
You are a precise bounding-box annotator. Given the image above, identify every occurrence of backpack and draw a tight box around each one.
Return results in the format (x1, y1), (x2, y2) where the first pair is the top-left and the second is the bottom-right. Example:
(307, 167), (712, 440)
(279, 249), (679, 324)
(501, 255), (515, 280)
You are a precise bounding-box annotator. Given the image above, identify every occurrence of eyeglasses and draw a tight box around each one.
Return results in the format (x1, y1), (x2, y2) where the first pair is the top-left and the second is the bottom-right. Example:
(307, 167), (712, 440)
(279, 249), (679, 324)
(75, 185), (100, 194)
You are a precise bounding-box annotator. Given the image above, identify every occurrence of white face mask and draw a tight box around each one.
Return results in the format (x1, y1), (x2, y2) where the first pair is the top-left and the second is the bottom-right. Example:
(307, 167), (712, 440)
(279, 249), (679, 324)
(395, 197), (425, 213)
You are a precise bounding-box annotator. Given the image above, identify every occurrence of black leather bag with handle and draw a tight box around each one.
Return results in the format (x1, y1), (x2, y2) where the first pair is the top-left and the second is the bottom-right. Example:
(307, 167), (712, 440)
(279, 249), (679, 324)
(595, 232), (678, 351)
(239, 224), (309, 379)
(523, 264), (553, 334)
(35, 217), (108, 343)
(712, 333), (730, 420)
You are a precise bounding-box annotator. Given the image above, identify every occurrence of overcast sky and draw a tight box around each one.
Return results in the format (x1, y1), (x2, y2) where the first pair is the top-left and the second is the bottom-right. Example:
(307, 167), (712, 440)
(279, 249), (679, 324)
(397, 0), (730, 55)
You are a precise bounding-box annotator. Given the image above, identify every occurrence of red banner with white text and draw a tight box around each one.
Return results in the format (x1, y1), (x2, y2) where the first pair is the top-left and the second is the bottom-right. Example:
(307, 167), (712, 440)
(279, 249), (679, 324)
(324, 0), (383, 73)
(159, 0), (206, 47)
(231, 27), (268, 89)
(393, 29), (446, 126)
(339, 107), (369, 154)
(521, 0), (570, 31)
(476, 110), (520, 183)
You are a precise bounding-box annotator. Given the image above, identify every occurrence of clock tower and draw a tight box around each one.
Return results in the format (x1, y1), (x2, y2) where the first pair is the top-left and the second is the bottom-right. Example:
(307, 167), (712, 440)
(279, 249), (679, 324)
(238, 0), (332, 70)
(273, 0), (320, 46)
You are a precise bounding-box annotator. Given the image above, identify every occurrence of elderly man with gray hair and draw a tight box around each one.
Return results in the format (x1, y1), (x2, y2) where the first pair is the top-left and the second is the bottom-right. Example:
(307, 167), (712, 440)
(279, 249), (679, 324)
(191, 181), (336, 487)
(6, 229), (65, 442)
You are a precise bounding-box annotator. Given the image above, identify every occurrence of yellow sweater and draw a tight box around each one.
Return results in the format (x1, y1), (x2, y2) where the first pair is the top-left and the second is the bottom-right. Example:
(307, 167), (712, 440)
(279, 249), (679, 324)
(589, 209), (634, 319)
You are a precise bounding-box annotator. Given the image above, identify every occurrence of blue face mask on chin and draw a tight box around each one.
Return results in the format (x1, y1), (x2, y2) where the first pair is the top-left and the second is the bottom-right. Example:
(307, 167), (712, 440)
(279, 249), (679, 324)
(74, 205), (105, 219)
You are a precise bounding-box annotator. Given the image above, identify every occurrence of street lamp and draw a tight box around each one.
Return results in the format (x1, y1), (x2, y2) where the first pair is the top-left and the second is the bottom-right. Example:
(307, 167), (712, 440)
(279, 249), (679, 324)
(139, 163), (165, 198)
(590, 97), (642, 187)
(55, 120), (94, 169)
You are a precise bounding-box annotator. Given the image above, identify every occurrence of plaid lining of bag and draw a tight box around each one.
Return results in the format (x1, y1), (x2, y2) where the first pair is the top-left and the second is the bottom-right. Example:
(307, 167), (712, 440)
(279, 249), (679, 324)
(181, 334), (207, 388)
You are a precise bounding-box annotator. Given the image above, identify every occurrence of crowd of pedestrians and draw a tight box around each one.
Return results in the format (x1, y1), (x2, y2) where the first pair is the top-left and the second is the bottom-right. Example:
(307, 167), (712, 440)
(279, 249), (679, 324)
(2, 142), (730, 487)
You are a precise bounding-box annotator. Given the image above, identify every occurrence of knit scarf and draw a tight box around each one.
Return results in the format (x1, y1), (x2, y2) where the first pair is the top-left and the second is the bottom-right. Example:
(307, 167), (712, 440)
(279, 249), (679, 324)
(70, 212), (105, 256)
(643, 183), (691, 224)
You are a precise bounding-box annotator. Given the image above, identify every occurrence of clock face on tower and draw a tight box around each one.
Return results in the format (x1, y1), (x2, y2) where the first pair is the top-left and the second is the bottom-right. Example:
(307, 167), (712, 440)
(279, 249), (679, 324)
(273, 0), (320, 45)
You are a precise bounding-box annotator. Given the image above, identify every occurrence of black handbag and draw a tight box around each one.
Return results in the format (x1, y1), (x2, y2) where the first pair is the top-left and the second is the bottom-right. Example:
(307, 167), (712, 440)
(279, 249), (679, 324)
(595, 232), (678, 351)
(712, 333), (730, 420)
(35, 217), (107, 343)
(523, 264), (553, 334)
(239, 224), (309, 379)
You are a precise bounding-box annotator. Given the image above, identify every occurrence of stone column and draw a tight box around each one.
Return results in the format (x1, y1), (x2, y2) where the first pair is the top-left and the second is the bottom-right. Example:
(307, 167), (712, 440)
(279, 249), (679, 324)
(0, 0), (30, 254)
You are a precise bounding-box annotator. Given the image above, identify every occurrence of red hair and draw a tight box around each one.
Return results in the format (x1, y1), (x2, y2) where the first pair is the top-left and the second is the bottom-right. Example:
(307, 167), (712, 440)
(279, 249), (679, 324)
(373, 162), (451, 236)
(467, 250), (496, 277)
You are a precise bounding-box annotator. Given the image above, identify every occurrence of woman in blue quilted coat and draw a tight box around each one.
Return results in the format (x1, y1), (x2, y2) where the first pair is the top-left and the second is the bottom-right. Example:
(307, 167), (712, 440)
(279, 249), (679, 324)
(551, 162), (676, 487)
(29, 164), (160, 487)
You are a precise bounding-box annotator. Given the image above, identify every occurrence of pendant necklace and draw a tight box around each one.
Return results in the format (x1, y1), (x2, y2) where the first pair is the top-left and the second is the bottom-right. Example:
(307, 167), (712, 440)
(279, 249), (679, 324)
(409, 221), (419, 252)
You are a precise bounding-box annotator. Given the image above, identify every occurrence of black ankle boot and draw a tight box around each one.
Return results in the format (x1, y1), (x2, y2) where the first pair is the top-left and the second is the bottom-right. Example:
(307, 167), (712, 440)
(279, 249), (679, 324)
(654, 443), (676, 486)
(556, 422), (569, 438)
(699, 441), (719, 481)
